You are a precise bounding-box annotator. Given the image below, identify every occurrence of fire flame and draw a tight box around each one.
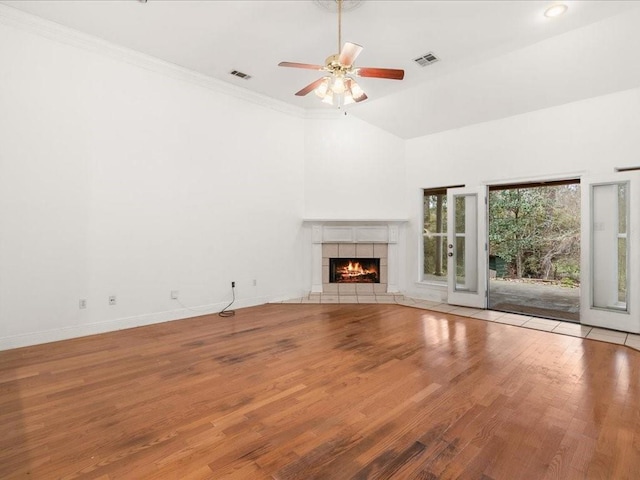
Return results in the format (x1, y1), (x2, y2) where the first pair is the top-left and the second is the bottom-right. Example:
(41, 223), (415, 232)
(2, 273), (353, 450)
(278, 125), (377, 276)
(339, 261), (375, 277)
(332, 258), (379, 283)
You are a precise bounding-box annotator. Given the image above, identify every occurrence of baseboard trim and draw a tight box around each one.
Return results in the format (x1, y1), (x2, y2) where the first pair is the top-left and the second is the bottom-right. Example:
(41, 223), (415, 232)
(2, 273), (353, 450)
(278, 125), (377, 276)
(0, 293), (299, 351)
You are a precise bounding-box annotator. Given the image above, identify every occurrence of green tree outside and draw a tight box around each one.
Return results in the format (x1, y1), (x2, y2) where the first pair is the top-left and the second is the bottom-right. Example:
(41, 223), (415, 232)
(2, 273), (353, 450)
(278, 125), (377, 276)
(489, 184), (580, 283)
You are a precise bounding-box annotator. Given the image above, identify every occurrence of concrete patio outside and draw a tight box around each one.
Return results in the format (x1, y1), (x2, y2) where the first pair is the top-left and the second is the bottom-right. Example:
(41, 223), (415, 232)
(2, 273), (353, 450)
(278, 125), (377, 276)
(488, 278), (580, 322)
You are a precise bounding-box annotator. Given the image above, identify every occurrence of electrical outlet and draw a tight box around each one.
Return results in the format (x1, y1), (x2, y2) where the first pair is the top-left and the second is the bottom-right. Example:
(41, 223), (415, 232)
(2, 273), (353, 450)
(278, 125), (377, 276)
(79, 299), (87, 309)
(108, 295), (116, 306)
(171, 290), (179, 300)
(231, 281), (235, 288)
(252, 279), (257, 286)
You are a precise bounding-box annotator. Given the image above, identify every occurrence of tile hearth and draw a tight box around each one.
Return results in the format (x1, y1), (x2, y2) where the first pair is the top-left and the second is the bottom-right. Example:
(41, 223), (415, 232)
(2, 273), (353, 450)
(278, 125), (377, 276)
(276, 293), (640, 351)
(283, 292), (403, 304)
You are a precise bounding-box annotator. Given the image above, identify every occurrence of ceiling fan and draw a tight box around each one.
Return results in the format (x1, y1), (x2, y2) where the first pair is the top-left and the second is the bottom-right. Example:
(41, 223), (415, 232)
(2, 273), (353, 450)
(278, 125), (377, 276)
(278, 0), (404, 107)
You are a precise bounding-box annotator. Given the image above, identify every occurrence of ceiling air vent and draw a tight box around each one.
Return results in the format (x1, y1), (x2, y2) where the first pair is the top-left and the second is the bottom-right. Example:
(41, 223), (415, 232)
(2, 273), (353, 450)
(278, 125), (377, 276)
(230, 70), (251, 80)
(413, 52), (439, 67)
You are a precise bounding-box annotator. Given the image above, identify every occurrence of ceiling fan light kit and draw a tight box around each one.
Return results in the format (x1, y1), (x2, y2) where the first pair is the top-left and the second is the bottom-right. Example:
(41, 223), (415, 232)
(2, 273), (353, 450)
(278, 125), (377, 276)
(279, 0), (404, 107)
(314, 74), (366, 106)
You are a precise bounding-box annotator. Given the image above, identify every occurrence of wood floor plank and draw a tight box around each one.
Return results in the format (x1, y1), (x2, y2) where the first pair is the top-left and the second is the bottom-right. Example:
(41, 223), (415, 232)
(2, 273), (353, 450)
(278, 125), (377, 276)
(1, 304), (640, 479)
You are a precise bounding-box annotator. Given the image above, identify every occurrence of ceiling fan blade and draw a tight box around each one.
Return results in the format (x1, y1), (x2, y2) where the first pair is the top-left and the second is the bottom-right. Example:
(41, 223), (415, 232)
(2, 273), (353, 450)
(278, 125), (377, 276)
(295, 78), (326, 96)
(356, 67), (405, 80)
(278, 61), (324, 71)
(338, 42), (363, 66)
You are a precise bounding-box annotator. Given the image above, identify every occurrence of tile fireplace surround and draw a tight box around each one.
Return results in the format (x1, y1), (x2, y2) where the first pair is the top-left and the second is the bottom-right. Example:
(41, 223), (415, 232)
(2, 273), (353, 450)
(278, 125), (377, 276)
(305, 220), (407, 294)
(322, 243), (388, 294)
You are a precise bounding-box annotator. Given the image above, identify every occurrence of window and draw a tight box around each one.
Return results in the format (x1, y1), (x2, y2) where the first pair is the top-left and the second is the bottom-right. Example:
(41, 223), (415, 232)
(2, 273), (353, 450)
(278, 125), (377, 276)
(423, 188), (448, 283)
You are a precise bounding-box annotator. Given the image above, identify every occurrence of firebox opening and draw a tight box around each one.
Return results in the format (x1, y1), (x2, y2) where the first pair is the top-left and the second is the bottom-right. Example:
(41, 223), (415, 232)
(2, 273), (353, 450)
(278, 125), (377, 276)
(329, 258), (380, 283)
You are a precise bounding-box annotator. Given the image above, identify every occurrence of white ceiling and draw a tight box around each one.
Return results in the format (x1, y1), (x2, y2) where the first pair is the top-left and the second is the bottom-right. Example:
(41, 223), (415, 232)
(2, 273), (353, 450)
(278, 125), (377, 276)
(3, 0), (640, 138)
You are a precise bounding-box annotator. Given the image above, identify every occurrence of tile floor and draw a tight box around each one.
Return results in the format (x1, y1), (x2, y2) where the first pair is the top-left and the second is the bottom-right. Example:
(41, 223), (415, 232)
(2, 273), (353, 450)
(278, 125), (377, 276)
(278, 293), (640, 351)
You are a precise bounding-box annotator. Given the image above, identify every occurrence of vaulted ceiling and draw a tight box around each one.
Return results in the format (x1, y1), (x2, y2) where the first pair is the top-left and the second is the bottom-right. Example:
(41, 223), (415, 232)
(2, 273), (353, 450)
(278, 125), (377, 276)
(4, 0), (640, 138)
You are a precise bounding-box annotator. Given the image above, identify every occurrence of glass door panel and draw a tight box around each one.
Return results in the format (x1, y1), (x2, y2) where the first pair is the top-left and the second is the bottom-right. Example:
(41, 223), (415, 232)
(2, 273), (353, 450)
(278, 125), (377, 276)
(591, 183), (628, 311)
(453, 194), (477, 292)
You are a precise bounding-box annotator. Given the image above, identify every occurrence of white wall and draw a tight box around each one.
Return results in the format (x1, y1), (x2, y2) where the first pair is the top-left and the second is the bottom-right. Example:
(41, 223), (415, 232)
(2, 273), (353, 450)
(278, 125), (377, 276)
(0, 21), (305, 349)
(304, 115), (407, 219)
(404, 86), (640, 300)
(301, 115), (408, 292)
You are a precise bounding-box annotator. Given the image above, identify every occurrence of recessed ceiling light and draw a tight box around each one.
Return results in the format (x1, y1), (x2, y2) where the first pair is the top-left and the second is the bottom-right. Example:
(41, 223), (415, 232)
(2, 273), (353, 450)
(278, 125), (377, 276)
(544, 4), (568, 18)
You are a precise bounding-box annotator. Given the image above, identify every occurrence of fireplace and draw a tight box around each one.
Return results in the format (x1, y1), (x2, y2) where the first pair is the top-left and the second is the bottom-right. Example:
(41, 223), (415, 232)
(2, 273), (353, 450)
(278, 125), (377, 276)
(305, 220), (406, 294)
(329, 258), (380, 283)
(321, 243), (388, 294)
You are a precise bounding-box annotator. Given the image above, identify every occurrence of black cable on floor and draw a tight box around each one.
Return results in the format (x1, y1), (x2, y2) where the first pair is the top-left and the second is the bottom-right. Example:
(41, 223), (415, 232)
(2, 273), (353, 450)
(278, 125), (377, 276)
(219, 285), (236, 317)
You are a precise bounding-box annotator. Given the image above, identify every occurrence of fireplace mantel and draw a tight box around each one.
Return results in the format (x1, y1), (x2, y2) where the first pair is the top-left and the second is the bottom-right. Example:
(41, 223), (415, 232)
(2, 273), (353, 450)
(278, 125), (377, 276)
(304, 219), (407, 293)
(303, 219), (407, 243)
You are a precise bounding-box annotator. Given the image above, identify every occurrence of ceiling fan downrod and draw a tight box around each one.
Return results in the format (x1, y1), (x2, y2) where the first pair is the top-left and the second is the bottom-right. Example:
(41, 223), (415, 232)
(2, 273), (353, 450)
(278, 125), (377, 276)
(337, 0), (342, 54)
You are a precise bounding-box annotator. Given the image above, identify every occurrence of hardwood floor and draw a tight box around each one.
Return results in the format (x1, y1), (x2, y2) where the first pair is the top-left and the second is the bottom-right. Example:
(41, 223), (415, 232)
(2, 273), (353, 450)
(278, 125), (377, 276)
(1, 304), (639, 479)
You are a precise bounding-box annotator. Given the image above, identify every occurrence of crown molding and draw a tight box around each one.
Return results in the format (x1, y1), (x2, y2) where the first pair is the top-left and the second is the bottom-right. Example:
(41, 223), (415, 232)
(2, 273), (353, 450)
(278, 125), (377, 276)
(0, 4), (306, 118)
